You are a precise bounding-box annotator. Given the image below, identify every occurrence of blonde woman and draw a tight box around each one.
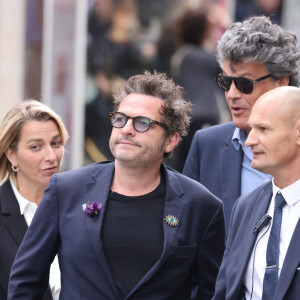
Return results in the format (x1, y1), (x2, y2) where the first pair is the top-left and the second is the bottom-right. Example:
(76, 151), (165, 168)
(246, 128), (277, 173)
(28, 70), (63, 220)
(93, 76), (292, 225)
(0, 100), (68, 299)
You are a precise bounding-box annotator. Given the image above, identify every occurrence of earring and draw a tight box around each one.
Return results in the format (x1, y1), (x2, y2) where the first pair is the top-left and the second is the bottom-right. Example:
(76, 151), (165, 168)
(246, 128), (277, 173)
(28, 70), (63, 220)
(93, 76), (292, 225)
(11, 165), (19, 172)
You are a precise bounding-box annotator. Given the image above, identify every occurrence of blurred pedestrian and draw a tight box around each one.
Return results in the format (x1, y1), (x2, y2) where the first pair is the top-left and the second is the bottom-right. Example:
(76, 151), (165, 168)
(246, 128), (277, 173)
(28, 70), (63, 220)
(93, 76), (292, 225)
(170, 7), (223, 171)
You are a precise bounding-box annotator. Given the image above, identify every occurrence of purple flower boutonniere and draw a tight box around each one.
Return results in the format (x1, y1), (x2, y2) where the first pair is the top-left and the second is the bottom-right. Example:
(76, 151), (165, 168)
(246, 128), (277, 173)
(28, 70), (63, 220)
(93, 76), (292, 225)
(82, 201), (103, 216)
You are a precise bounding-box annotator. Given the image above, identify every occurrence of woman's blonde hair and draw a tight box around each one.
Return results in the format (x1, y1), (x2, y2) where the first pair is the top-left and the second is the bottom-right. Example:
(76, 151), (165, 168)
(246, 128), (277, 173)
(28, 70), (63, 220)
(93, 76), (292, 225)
(0, 100), (69, 182)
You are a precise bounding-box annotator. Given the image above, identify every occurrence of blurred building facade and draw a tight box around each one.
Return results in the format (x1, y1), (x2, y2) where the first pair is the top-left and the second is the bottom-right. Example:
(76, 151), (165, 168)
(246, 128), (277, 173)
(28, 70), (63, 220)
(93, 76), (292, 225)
(0, 0), (299, 171)
(0, 0), (87, 170)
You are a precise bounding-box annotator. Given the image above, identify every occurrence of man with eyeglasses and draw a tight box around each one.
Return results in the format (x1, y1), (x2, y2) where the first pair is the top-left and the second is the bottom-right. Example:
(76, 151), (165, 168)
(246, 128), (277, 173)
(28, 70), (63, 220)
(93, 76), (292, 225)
(8, 71), (225, 300)
(183, 15), (300, 231)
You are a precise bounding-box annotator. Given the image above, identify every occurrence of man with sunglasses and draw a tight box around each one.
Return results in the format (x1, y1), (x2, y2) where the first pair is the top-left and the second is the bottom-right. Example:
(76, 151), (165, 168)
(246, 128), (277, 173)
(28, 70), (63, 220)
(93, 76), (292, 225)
(183, 15), (300, 231)
(9, 71), (225, 300)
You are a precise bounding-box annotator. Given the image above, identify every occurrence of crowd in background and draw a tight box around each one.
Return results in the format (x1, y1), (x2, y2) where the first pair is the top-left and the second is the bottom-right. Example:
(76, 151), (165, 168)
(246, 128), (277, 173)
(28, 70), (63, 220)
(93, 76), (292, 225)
(84, 0), (283, 171)
(3, 1), (298, 299)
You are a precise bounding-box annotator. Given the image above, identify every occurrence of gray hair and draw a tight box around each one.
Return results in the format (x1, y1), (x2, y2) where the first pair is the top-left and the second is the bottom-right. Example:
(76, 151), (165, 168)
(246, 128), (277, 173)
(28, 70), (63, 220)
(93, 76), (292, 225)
(217, 16), (300, 87)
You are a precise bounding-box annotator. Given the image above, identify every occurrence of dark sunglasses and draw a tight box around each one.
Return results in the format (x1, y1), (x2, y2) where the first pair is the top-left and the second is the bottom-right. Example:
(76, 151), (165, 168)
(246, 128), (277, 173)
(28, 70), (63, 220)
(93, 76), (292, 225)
(109, 112), (168, 133)
(215, 74), (272, 94)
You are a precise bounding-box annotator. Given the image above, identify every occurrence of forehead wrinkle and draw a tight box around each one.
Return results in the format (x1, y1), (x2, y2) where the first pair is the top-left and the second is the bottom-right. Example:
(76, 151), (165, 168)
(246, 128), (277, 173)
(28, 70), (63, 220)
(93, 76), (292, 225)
(26, 134), (61, 145)
(224, 60), (266, 78)
(222, 68), (256, 78)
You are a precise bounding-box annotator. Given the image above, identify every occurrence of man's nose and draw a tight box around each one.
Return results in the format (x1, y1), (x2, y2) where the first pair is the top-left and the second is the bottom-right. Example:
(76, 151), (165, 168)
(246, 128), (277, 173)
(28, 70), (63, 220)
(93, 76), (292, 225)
(245, 130), (256, 147)
(120, 118), (136, 135)
(226, 81), (243, 99)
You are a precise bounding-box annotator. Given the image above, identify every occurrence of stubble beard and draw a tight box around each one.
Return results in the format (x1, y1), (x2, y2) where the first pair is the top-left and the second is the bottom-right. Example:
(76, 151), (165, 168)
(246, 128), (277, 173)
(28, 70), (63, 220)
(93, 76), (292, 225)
(109, 135), (167, 169)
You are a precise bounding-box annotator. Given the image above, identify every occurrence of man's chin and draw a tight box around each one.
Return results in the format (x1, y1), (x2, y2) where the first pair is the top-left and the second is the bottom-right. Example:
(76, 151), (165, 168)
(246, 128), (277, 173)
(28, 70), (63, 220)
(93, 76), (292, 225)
(232, 118), (248, 132)
(116, 155), (138, 165)
(251, 162), (267, 174)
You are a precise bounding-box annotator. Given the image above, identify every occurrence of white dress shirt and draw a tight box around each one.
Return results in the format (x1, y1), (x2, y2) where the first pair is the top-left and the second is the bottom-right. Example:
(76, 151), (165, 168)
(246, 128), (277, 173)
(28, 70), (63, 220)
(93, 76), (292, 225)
(244, 178), (300, 299)
(11, 179), (61, 300)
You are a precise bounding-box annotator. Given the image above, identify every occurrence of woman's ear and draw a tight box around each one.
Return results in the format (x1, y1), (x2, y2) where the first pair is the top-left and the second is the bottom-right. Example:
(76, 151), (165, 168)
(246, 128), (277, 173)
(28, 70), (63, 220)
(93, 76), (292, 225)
(5, 148), (17, 166)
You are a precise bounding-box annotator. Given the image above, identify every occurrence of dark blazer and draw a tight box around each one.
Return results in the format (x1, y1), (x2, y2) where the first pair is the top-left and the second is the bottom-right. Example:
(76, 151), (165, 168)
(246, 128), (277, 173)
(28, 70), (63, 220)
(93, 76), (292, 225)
(183, 122), (243, 229)
(213, 181), (300, 300)
(8, 161), (225, 300)
(0, 181), (52, 300)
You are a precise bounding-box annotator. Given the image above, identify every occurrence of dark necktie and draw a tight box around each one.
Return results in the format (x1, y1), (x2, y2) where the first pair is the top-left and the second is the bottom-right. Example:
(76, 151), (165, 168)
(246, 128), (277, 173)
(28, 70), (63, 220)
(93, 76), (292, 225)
(262, 192), (286, 300)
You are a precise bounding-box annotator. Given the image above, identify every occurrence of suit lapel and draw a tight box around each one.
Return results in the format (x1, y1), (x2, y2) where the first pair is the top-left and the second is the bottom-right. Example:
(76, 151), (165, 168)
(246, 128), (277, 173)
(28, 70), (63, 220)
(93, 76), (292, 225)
(125, 166), (186, 299)
(220, 137), (243, 223)
(234, 185), (272, 290)
(84, 162), (120, 296)
(220, 144), (242, 198)
(161, 169), (185, 259)
(275, 218), (300, 299)
(0, 181), (27, 246)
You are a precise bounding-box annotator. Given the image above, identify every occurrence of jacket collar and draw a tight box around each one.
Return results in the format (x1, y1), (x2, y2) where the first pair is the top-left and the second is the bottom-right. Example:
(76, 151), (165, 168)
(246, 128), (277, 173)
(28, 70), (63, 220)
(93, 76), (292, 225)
(1, 180), (22, 215)
(0, 180), (28, 246)
(220, 131), (243, 226)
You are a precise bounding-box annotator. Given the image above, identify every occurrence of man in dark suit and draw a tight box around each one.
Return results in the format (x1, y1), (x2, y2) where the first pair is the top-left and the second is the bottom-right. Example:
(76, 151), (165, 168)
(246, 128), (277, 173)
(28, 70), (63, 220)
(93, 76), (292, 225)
(213, 86), (300, 299)
(183, 16), (300, 230)
(8, 71), (225, 300)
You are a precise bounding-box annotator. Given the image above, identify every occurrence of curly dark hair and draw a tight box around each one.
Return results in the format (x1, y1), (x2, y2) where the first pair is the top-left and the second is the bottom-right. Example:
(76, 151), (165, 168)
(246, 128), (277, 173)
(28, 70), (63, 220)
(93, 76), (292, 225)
(113, 71), (192, 156)
(217, 15), (300, 87)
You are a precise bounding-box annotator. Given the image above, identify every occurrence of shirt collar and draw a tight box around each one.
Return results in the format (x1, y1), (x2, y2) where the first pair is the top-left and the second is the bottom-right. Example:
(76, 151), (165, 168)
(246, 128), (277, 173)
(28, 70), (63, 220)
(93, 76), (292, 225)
(232, 127), (247, 150)
(272, 177), (300, 207)
(10, 178), (31, 215)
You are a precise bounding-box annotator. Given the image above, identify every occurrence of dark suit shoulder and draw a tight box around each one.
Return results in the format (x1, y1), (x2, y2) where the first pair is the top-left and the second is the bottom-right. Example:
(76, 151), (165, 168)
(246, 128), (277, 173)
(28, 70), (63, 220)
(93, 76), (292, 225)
(0, 180), (13, 198)
(229, 181), (272, 230)
(54, 161), (114, 184)
(0, 181), (21, 215)
(193, 122), (235, 144)
(166, 166), (222, 208)
(235, 180), (271, 210)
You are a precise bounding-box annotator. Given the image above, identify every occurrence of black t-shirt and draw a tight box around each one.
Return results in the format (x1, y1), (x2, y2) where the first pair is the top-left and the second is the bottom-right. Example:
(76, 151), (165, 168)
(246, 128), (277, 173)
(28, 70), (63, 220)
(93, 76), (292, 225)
(102, 175), (165, 298)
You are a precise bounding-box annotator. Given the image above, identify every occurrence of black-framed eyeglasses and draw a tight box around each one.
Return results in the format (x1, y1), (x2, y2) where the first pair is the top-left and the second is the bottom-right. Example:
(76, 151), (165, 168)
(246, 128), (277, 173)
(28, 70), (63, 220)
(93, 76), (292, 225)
(215, 74), (272, 94)
(109, 112), (168, 133)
